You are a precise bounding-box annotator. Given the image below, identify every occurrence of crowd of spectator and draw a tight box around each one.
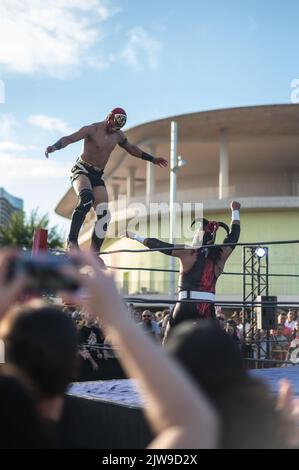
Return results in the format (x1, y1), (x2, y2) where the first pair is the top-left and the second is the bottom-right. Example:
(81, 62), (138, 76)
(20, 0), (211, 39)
(60, 303), (171, 381)
(1, 248), (299, 449)
(0, 250), (218, 449)
(62, 302), (299, 377)
(215, 307), (299, 366)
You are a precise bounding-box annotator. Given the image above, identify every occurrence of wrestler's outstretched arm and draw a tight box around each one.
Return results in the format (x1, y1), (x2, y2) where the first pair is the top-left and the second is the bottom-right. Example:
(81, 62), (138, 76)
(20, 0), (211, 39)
(45, 124), (96, 158)
(118, 131), (168, 168)
(122, 231), (187, 258)
(217, 201), (241, 269)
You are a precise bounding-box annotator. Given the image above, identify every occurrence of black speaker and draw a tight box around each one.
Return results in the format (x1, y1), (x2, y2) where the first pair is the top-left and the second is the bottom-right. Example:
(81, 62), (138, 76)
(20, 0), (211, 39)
(256, 296), (277, 330)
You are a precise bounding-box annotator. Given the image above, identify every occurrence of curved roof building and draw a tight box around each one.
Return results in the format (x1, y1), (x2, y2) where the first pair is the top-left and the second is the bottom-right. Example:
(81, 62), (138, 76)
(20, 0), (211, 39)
(55, 104), (299, 303)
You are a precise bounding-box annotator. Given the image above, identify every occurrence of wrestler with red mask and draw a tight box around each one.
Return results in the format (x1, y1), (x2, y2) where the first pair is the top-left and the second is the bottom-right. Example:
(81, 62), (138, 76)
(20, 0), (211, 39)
(123, 201), (241, 342)
(45, 108), (167, 254)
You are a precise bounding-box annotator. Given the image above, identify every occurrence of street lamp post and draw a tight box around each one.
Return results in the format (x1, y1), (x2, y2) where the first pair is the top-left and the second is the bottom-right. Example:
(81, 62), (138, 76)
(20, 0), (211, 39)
(169, 122), (187, 296)
(169, 121), (177, 296)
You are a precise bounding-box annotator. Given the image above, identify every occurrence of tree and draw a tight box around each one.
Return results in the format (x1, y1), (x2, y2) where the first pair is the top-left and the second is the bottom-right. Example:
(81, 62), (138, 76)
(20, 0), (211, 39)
(0, 209), (65, 250)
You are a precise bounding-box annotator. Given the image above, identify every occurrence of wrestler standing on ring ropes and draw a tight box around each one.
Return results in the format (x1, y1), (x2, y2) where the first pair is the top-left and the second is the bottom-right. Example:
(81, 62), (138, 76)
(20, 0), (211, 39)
(124, 201), (241, 342)
(45, 108), (168, 254)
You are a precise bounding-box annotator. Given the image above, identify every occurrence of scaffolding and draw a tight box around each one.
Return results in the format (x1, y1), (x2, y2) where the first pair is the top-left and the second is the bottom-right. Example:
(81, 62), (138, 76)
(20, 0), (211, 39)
(243, 246), (270, 362)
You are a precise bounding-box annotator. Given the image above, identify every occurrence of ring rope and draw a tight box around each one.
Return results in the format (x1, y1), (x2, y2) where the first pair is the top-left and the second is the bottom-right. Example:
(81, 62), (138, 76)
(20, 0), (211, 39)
(106, 265), (299, 278)
(123, 297), (299, 307)
(100, 238), (299, 256)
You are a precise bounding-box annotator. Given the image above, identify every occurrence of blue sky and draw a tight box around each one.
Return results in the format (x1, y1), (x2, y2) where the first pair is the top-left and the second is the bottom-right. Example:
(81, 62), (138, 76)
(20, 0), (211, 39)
(0, 0), (298, 235)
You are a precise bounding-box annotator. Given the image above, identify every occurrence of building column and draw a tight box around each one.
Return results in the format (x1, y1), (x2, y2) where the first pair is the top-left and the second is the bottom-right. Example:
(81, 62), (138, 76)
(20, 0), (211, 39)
(111, 184), (119, 202)
(219, 128), (229, 200)
(127, 167), (136, 201)
(146, 144), (156, 206)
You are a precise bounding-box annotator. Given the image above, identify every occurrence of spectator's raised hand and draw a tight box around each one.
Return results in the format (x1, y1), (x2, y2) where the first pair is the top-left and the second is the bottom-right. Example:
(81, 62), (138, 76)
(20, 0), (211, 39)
(79, 348), (90, 360)
(91, 360), (99, 371)
(0, 249), (27, 321)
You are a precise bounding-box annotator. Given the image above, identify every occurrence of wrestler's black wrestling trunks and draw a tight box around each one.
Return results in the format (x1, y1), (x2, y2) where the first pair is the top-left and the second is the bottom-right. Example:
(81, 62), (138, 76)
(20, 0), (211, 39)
(70, 159), (106, 188)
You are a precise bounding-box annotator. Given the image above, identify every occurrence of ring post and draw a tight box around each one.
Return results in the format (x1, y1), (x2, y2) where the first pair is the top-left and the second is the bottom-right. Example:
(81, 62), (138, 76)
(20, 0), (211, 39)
(32, 228), (48, 254)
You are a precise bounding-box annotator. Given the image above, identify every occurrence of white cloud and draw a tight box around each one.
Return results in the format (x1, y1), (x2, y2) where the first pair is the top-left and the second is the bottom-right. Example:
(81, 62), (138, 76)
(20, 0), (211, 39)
(0, 152), (69, 179)
(86, 56), (109, 70)
(0, 0), (119, 76)
(28, 114), (71, 133)
(0, 114), (19, 139)
(0, 141), (37, 152)
(0, 2), (162, 75)
(120, 27), (162, 70)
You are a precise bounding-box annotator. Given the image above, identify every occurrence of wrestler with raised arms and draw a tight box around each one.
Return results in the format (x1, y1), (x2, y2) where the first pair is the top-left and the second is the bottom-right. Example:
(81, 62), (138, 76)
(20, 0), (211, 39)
(45, 108), (168, 254)
(124, 201), (241, 342)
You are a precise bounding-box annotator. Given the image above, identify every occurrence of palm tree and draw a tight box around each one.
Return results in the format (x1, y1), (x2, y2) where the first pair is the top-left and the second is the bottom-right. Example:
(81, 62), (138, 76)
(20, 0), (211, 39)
(0, 209), (65, 250)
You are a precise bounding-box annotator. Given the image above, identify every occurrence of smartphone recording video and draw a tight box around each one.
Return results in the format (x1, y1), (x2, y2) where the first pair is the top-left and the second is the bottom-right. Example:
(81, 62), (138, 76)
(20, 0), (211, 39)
(7, 252), (79, 294)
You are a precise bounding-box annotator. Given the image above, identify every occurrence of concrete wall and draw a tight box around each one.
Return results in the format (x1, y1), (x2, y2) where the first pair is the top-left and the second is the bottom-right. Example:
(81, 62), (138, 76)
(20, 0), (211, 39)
(129, 171), (299, 203)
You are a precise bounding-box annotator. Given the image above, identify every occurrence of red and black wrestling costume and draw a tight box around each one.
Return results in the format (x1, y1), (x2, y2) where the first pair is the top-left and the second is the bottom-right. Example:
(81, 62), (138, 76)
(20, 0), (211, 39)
(144, 219), (240, 339)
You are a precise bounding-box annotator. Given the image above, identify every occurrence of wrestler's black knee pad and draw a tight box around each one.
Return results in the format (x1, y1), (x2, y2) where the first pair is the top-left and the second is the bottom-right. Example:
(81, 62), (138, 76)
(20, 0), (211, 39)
(76, 189), (94, 216)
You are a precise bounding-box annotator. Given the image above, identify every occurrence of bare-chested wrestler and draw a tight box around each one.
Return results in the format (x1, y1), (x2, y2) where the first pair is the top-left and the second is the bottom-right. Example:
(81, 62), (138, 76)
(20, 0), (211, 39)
(45, 108), (168, 254)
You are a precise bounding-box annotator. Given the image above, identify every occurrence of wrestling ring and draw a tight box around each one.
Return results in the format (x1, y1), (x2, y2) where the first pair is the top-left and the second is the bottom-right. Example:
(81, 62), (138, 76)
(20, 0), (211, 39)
(33, 228), (299, 369)
(28, 229), (299, 449)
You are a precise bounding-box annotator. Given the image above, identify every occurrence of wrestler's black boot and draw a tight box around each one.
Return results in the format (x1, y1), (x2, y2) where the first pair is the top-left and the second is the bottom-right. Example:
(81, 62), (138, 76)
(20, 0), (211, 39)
(67, 210), (86, 251)
(66, 239), (79, 251)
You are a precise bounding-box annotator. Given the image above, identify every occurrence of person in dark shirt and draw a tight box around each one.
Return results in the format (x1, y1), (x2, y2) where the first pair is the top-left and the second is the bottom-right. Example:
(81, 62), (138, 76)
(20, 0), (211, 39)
(1, 304), (79, 448)
(78, 310), (105, 380)
(0, 374), (50, 449)
(225, 320), (241, 345)
(138, 310), (161, 343)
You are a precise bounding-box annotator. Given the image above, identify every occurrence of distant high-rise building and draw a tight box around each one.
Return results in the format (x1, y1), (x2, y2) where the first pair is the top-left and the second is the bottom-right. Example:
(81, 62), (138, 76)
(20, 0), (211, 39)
(0, 188), (23, 228)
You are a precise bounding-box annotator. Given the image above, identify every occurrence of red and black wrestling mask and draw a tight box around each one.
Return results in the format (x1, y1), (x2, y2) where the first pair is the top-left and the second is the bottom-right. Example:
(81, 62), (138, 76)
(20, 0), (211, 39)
(106, 108), (127, 133)
(191, 218), (229, 247)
